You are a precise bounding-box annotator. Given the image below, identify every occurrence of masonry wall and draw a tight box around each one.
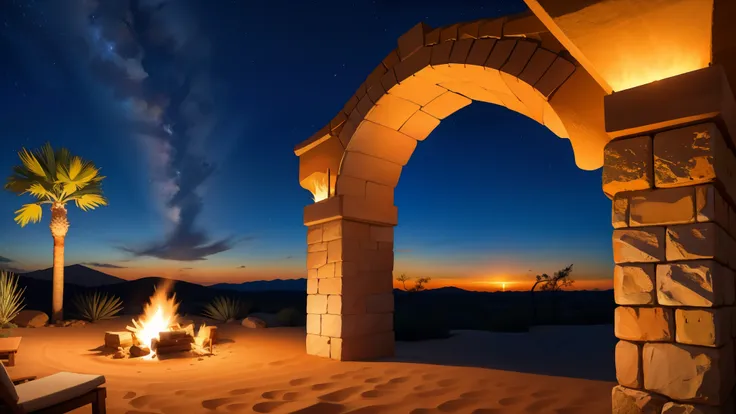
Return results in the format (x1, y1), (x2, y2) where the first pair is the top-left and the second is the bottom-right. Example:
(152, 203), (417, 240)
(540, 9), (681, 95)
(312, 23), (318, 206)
(305, 218), (395, 360)
(605, 121), (736, 413)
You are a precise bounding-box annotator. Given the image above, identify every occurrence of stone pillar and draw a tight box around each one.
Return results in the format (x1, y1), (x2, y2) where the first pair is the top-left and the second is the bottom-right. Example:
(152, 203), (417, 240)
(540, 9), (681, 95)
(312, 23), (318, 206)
(605, 66), (736, 413)
(303, 196), (396, 361)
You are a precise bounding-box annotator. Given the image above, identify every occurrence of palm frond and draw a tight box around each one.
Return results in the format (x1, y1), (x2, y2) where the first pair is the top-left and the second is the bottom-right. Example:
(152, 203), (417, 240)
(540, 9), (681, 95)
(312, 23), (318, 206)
(13, 203), (43, 227)
(37, 143), (57, 182)
(18, 149), (47, 178)
(25, 183), (53, 200)
(0, 271), (25, 327)
(54, 147), (71, 168)
(72, 291), (123, 322)
(201, 296), (243, 323)
(73, 194), (108, 211)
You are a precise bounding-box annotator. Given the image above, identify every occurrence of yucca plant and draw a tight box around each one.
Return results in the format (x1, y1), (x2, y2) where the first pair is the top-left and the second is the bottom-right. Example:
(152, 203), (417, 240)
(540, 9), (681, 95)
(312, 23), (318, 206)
(4, 143), (108, 323)
(73, 291), (123, 322)
(202, 296), (243, 323)
(0, 271), (25, 328)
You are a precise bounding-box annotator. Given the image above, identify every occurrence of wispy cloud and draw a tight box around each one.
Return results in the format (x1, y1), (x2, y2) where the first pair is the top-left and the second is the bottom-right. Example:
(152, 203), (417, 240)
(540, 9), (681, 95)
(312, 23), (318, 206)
(180, 267), (193, 270)
(237, 265), (246, 269)
(82, 262), (127, 269)
(0, 256), (25, 274)
(0, 256), (12, 263)
(78, 0), (237, 261)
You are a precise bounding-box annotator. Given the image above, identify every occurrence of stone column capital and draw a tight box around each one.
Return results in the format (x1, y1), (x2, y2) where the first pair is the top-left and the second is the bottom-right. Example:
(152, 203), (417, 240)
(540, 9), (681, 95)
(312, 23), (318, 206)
(303, 195), (398, 227)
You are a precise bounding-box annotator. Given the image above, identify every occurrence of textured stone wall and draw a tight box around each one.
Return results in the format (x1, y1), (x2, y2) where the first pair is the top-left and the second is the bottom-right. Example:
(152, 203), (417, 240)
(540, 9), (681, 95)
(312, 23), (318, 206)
(305, 218), (395, 360)
(605, 121), (736, 413)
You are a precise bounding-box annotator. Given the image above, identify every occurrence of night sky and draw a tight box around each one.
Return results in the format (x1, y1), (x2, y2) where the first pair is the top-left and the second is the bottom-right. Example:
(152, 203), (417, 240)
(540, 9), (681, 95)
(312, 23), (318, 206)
(0, 0), (613, 291)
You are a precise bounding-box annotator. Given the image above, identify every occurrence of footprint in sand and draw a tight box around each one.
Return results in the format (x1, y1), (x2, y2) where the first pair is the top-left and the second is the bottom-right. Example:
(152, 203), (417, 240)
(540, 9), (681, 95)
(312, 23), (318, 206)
(437, 399), (480, 412)
(364, 377), (382, 384)
(289, 377), (310, 386)
(361, 389), (390, 398)
(229, 388), (254, 395)
(292, 402), (345, 414)
(123, 391), (137, 399)
(283, 391), (302, 401)
(130, 395), (170, 409)
(252, 401), (287, 413)
(460, 391), (486, 399)
(436, 379), (455, 387)
(330, 372), (350, 380)
(531, 390), (556, 398)
(506, 385), (528, 393)
(388, 376), (410, 384)
(498, 396), (523, 406)
(472, 409), (503, 414)
(312, 382), (337, 391)
(225, 403), (251, 412)
(319, 386), (364, 403)
(261, 390), (285, 400)
(202, 398), (237, 410)
(421, 373), (439, 381)
(347, 405), (391, 413)
(524, 398), (559, 412)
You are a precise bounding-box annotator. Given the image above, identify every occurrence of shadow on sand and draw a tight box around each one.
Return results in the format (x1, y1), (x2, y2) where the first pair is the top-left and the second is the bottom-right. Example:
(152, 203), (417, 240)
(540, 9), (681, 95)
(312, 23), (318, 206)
(388, 325), (616, 382)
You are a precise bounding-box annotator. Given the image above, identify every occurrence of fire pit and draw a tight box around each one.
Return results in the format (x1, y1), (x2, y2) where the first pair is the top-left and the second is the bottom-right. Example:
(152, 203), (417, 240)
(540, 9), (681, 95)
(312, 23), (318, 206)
(103, 281), (217, 359)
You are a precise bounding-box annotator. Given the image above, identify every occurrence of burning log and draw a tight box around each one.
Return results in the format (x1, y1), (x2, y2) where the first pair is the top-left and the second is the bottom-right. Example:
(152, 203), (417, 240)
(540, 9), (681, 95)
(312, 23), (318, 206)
(130, 345), (151, 358)
(152, 331), (195, 355)
(105, 331), (133, 349)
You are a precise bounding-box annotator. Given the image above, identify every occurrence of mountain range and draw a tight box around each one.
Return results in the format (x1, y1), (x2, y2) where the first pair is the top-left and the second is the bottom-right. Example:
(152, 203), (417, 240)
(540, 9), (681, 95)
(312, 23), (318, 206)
(19, 264), (307, 291)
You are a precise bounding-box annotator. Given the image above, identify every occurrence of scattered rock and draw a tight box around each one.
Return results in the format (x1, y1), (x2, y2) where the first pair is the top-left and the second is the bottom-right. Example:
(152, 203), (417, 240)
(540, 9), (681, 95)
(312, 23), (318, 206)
(611, 385), (667, 414)
(113, 347), (127, 359)
(129, 345), (151, 358)
(66, 320), (87, 327)
(250, 312), (283, 327)
(242, 316), (267, 329)
(12, 310), (49, 328)
(105, 331), (134, 348)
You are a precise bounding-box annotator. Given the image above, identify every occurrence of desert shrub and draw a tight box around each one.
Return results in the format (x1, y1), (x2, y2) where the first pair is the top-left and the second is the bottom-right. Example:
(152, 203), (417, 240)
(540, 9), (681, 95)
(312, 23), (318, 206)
(202, 296), (246, 323)
(0, 271), (25, 328)
(276, 307), (306, 327)
(73, 291), (123, 322)
(394, 306), (451, 342)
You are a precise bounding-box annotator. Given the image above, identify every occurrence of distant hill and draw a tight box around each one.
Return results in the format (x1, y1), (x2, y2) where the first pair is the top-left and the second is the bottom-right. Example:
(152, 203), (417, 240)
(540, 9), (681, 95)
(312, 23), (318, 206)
(21, 264), (126, 287)
(211, 278), (306, 292)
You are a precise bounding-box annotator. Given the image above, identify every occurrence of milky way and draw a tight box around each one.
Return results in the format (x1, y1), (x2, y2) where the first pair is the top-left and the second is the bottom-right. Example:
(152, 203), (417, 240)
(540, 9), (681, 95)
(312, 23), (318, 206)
(79, 0), (233, 261)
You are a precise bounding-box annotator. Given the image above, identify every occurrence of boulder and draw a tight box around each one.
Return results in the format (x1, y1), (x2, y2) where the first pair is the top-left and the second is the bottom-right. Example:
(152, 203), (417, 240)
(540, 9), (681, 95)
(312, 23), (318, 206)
(249, 313), (283, 327)
(611, 386), (667, 414)
(12, 310), (49, 328)
(242, 316), (267, 329)
(129, 345), (151, 358)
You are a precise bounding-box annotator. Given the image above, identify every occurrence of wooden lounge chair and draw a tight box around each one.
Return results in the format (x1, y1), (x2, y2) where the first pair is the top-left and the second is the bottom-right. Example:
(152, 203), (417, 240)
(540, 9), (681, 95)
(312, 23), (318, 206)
(0, 337), (22, 367)
(0, 363), (106, 413)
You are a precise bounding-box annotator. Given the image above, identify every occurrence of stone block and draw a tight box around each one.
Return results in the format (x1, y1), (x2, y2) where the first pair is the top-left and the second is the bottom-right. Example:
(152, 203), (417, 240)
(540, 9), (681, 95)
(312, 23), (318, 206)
(629, 187), (696, 226)
(534, 57), (576, 98)
(500, 40), (537, 77)
(307, 225), (322, 244)
(335, 175), (367, 199)
(696, 185), (730, 229)
(390, 74), (446, 107)
(603, 136), (653, 197)
(348, 120), (418, 166)
(397, 22), (431, 61)
(421, 91), (471, 120)
(518, 48), (557, 86)
(662, 401), (734, 414)
(318, 278), (343, 295)
(614, 306), (674, 342)
(307, 250), (328, 269)
(306, 334), (330, 358)
(654, 123), (721, 188)
(306, 314), (320, 335)
(327, 239), (362, 264)
(613, 227), (666, 264)
(365, 94), (420, 131)
(317, 263), (335, 278)
(366, 292), (394, 313)
(321, 313), (393, 339)
(307, 278), (318, 294)
(465, 38), (496, 67)
(614, 264), (656, 305)
(478, 18), (505, 39)
(335, 261), (359, 278)
(666, 223), (731, 262)
(643, 341), (735, 405)
(676, 308), (730, 347)
(307, 242), (328, 253)
(612, 193), (630, 228)
(439, 24), (459, 42)
(365, 182), (394, 206)
(611, 386), (667, 414)
(329, 330), (394, 361)
(398, 109), (440, 141)
(306, 294), (328, 315)
(340, 151), (402, 188)
(657, 261), (735, 307)
(616, 340), (642, 389)
(448, 39), (474, 65)
(458, 21), (480, 39)
(326, 293), (366, 315)
(485, 39), (517, 70)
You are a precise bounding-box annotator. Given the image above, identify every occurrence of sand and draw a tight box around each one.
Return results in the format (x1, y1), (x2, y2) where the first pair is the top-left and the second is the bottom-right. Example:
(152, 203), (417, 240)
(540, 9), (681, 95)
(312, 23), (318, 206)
(6, 319), (614, 413)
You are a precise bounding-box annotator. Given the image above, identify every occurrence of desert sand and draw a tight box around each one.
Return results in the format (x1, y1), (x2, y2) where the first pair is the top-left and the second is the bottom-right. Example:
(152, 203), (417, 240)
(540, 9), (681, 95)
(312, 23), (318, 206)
(6, 320), (614, 413)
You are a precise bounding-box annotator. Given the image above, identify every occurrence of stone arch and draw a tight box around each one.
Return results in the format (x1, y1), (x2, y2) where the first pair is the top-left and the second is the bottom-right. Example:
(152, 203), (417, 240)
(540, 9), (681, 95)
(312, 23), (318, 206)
(296, 4), (736, 413)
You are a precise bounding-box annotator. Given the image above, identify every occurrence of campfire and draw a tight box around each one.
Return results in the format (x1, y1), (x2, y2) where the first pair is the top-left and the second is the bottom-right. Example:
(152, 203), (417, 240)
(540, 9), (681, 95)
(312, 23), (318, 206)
(104, 281), (217, 359)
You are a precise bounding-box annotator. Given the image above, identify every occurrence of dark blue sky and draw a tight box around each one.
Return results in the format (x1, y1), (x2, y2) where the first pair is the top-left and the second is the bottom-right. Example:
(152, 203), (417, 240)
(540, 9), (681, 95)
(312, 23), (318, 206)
(0, 0), (612, 289)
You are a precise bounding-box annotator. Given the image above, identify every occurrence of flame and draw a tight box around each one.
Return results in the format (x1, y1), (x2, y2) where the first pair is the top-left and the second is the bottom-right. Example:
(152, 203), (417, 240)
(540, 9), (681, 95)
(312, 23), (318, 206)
(312, 177), (329, 203)
(127, 280), (180, 350)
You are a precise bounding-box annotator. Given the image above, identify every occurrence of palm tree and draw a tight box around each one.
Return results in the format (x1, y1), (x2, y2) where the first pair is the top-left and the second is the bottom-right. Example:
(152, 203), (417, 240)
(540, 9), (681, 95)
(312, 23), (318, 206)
(4, 143), (108, 323)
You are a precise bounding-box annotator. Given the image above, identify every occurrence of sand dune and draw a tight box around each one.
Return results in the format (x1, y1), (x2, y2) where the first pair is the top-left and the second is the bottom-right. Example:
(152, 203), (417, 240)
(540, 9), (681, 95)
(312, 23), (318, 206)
(6, 320), (613, 413)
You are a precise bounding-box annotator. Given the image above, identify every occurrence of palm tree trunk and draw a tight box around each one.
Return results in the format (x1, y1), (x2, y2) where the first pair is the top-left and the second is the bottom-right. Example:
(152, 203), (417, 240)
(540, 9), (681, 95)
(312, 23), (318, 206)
(50, 203), (69, 324)
(52, 236), (64, 323)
